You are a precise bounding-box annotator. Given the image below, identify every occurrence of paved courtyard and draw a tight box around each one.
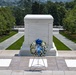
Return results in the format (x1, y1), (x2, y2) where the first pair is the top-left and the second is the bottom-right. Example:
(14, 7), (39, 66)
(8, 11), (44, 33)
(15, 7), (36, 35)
(0, 56), (76, 71)
(0, 70), (76, 75)
(0, 50), (76, 75)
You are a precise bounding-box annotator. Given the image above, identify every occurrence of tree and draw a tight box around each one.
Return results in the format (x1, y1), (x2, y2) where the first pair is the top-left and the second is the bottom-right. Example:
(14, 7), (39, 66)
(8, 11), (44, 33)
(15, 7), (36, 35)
(42, 5), (48, 14)
(13, 0), (32, 25)
(0, 7), (16, 35)
(0, 14), (7, 35)
(47, 2), (60, 25)
(32, 1), (39, 14)
(63, 6), (76, 34)
(11, 0), (75, 27)
(12, 7), (24, 25)
(65, 1), (75, 10)
(58, 6), (67, 26)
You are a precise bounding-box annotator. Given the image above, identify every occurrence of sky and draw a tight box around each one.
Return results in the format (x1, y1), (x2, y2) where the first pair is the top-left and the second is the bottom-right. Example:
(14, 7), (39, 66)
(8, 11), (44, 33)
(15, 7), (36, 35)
(41, 0), (73, 2)
(3, 0), (73, 2)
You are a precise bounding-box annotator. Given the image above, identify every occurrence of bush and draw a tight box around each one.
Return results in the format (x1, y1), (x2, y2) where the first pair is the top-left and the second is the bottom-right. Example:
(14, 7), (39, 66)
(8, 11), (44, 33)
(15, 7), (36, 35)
(0, 7), (16, 36)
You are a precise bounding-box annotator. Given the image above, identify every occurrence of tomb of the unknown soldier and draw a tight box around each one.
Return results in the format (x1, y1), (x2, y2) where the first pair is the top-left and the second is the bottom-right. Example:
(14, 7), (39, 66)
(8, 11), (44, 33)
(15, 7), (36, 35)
(19, 15), (58, 56)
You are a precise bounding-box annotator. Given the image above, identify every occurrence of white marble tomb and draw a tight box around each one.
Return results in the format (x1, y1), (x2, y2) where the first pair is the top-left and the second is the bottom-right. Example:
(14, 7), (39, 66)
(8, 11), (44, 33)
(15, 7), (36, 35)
(19, 15), (58, 56)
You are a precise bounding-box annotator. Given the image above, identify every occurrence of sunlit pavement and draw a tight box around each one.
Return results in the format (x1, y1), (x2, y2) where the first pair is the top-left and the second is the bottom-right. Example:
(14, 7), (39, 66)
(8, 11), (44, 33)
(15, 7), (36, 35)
(0, 50), (76, 75)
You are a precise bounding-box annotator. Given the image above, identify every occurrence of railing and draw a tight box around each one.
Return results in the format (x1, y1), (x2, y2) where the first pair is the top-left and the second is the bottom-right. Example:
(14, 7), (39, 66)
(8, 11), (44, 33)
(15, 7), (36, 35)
(14, 25), (63, 28)
(14, 25), (24, 28)
(53, 25), (63, 28)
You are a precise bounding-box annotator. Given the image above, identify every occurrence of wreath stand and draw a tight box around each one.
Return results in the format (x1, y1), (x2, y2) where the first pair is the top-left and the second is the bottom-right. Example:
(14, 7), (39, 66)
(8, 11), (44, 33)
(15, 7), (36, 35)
(29, 56), (47, 71)
(29, 39), (47, 70)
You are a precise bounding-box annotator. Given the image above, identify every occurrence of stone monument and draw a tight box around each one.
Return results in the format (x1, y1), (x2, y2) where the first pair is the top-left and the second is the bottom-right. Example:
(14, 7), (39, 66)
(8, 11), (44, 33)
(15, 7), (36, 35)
(19, 15), (58, 56)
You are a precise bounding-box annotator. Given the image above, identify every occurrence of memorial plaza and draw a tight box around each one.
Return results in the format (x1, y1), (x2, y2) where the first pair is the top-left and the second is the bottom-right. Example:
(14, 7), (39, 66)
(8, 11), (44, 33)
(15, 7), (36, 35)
(0, 15), (76, 75)
(0, 50), (76, 75)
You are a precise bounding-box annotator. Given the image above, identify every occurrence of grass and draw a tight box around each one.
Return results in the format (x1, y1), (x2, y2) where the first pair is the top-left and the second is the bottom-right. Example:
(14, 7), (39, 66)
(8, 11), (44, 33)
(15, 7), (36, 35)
(6, 35), (70, 50)
(6, 36), (24, 50)
(53, 36), (70, 50)
(60, 30), (76, 43)
(0, 31), (18, 43)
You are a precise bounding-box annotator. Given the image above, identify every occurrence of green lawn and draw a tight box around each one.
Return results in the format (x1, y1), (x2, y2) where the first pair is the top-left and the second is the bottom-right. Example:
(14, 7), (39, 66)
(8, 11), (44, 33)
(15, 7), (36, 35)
(6, 36), (24, 50)
(60, 31), (76, 43)
(0, 31), (17, 43)
(53, 36), (70, 50)
(6, 35), (70, 50)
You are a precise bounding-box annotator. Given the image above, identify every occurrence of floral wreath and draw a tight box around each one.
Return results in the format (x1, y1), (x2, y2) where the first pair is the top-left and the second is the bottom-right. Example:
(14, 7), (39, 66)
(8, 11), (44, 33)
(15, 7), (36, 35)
(30, 39), (47, 56)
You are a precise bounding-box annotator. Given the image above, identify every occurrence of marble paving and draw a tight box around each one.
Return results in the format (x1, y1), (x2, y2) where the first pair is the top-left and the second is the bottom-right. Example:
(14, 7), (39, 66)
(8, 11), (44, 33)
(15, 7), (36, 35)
(0, 56), (76, 71)
(0, 51), (76, 75)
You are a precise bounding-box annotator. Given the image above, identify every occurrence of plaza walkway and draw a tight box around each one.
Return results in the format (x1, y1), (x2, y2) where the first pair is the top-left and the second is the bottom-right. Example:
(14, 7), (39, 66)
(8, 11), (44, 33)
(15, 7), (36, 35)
(0, 32), (24, 50)
(0, 50), (76, 57)
(0, 70), (76, 75)
(54, 33), (76, 50)
(0, 50), (76, 75)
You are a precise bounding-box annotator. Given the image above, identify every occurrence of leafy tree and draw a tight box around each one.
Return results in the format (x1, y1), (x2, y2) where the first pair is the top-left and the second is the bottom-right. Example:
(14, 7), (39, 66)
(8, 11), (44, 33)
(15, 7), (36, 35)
(58, 6), (67, 25)
(32, 1), (39, 14)
(0, 14), (7, 35)
(42, 5), (48, 14)
(65, 1), (76, 10)
(11, 0), (75, 27)
(12, 7), (24, 25)
(0, 7), (16, 35)
(63, 6), (76, 34)
(13, 0), (32, 25)
(46, 2), (60, 25)
(39, 4), (45, 14)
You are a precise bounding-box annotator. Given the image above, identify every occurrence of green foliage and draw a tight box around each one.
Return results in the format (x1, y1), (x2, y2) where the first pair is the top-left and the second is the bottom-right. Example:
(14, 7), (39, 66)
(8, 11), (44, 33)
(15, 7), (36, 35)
(60, 30), (76, 43)
(15, 0), (67, 26)
(63, 0), (76, 34)
(57, 6), (67, 26)
(12, 0), (32, 25)
(0, 7), (16, 36)
(63, 6), (76, 34)
(46, 2), (60, 25)
(32, 1), (39, 14)
(12, 0), (75, 33)
(12, 7), (24, 25)
(65, 1), (76, 10)
(0, 31), (17, 43)
(6, 36), (24, 50)
(0, 14), (7, 35)
(32, 1), (67, 25)
(53, 36), (70, 50)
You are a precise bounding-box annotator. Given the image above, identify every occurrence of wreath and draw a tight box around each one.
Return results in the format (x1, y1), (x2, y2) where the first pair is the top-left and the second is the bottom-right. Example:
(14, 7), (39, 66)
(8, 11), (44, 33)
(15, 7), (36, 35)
(30, 39), (47, 56)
